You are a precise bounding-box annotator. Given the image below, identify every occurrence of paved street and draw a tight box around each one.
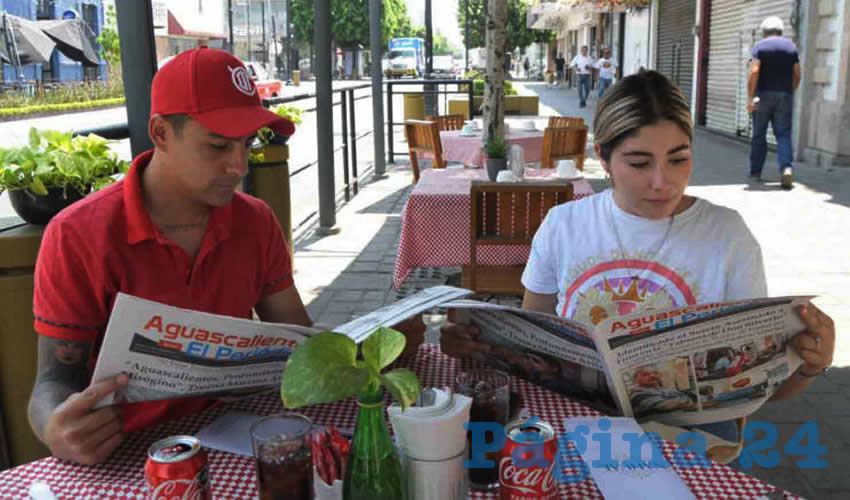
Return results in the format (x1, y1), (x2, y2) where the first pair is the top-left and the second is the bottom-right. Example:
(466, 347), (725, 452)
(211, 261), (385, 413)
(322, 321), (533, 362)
(295, 80), (850, 499)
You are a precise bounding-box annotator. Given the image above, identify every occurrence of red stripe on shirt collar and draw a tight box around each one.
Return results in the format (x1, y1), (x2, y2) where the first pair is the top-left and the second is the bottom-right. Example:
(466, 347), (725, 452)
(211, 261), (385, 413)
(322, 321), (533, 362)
(124, 150), (233, 245)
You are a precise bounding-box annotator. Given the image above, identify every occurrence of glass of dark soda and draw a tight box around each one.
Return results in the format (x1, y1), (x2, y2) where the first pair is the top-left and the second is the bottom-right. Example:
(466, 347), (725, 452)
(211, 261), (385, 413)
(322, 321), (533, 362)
(456, 369), (510, 491)
(251, 413), (314, 500)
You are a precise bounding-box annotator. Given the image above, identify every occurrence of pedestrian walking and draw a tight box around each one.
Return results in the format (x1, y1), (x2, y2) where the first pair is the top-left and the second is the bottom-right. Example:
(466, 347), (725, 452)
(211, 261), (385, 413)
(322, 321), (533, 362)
(570, 46), (593, 107)
(747, 16), (801, 189)
(523, 57), (530, 78)
(555, 53), (566, 86)
(595, 47), (618, 97)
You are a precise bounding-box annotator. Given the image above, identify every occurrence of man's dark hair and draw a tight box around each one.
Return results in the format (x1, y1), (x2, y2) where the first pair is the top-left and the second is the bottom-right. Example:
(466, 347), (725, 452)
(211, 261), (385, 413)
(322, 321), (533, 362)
(763, 28), (783, 37)
(164, 113), (190, 137)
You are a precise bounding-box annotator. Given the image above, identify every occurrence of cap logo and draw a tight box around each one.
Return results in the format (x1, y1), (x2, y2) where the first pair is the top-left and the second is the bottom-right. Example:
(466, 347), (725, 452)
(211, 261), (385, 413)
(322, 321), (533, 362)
(228, 65), (256, 96)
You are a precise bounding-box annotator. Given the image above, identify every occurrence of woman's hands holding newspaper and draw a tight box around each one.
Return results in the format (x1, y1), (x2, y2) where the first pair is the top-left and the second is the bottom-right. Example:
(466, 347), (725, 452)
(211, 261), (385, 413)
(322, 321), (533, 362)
(792, 304), (835, 376)
(44, 373), (128, 465)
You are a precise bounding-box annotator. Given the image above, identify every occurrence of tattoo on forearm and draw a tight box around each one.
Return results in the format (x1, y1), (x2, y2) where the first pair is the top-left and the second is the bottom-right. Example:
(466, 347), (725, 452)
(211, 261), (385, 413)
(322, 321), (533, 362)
(28, 336), (93, 438)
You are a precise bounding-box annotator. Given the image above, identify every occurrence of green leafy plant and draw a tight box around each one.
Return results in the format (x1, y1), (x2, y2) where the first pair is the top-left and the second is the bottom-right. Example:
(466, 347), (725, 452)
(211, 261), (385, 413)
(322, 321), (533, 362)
(256, 104), (303, 146)
(0, 128), (130, 198)
(281, 327), (421, 411)
(471, 79), (518, 97)
(483, 135), (508, 159)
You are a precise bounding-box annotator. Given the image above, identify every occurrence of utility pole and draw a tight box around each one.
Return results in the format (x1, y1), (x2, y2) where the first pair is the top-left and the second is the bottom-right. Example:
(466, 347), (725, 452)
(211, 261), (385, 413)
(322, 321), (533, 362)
(369, 0), (386, 176)
(464, 0), (469, 72)
(424, 0), (436, 116)
(272, 15), (279, 79)
(246, 1), (251, 61)
(228, 0), (234, 53)
(315, 0), (337, 233)
(261, 0), (267, 64)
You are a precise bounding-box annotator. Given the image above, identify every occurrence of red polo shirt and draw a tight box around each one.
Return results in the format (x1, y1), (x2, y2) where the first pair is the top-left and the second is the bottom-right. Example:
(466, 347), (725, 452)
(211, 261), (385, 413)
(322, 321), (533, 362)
(33, 150), (294, 432)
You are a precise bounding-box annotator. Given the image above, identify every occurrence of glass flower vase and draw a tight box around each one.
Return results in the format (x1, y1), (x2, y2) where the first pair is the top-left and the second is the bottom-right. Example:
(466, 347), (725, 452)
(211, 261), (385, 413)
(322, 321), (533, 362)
(342, 384), (405, 500)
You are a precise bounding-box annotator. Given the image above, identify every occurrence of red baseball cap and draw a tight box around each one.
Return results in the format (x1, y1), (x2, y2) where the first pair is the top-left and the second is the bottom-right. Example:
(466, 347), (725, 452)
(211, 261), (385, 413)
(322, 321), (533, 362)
(151, 47), (295, 138)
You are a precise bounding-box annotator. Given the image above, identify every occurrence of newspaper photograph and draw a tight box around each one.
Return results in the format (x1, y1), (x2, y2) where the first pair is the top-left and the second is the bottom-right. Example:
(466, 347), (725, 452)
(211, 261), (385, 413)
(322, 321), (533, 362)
(91, 293), (321, 407)
(445, 300), (619, 414)
(594, 297), (810, 426)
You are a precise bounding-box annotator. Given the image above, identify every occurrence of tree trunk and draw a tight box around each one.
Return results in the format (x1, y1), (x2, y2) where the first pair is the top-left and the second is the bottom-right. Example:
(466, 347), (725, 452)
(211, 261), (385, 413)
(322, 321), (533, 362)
(482, 0), (507, 144)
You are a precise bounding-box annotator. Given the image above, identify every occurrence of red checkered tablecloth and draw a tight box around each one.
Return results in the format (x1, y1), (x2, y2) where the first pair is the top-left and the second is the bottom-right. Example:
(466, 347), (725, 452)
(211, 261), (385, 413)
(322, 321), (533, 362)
(436, 129), (546, 167)
(393, 168), (595, 289)
(0, 345), (796, 499)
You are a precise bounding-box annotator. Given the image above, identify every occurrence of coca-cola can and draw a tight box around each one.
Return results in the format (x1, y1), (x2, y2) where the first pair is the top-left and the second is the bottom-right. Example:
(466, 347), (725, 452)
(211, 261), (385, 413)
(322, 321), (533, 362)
(145, 435), (210, 500)
(499, 419), (558, 500)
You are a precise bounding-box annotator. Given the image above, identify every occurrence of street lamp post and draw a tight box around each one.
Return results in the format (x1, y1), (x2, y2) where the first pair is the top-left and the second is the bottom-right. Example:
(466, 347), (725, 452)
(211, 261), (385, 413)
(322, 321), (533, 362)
(464, 0), (469, 72)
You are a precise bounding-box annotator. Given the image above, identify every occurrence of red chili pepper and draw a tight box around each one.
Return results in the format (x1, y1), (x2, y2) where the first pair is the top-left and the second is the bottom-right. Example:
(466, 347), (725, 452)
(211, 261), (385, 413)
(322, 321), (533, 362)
(323, 445), (338, 483)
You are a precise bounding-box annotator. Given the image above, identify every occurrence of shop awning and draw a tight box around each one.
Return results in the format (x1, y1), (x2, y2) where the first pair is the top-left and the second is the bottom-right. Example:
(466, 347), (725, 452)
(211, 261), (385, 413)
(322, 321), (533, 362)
(167, 10), (225, 40)
(1, 13), (56, 65)
(36, 18), (99, 67)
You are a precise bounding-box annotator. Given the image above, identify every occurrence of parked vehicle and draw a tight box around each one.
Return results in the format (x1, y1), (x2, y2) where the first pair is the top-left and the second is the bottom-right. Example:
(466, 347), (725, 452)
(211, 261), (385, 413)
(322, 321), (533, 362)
(243, 62), (283, 98)
(385, 38), (424, 79)
(431, 55), (457, 79)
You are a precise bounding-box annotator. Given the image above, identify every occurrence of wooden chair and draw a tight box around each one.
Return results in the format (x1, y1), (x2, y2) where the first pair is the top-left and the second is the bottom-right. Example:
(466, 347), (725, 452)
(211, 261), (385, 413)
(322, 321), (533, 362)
(464, 181), (574, 295)
(404, 120), (446, 184)
(541, 126), (588, 171)
(426, 114), (465, 131)
(547, 116), (585, 128)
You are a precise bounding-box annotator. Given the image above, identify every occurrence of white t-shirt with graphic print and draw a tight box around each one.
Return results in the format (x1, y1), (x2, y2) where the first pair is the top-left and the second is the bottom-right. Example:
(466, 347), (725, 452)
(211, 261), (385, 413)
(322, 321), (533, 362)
(521, 189), (767, 327)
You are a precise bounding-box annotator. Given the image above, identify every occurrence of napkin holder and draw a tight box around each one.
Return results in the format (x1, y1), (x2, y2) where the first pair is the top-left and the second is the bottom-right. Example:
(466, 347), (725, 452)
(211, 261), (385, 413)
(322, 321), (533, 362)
(389, 388), (473, 500)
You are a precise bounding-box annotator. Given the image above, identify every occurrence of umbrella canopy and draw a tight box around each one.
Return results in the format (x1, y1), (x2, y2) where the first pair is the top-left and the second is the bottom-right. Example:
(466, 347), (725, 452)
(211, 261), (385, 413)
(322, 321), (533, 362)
(2, 13), (56, 65)
(37, 18), (99, 67)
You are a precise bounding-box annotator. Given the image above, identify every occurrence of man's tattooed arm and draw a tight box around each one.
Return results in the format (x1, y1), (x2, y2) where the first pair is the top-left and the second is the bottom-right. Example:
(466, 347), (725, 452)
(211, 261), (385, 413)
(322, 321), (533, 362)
(28, 336), (92, 441)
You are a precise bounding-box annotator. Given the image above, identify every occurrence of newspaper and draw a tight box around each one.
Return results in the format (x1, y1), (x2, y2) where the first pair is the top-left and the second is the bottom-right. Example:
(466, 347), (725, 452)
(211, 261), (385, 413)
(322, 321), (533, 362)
(91, 287), (809, 425)
(444, 295), (811, 425)
(91, 287), (471, 407)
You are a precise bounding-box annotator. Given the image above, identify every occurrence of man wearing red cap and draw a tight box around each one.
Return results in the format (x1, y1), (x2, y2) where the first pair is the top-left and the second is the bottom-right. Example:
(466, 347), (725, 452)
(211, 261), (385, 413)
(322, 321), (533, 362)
(27, 48), (424, 465)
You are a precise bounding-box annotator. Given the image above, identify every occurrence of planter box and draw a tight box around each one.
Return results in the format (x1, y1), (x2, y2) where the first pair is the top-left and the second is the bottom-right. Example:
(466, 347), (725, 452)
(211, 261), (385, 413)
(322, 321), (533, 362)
(448, 95), (538, 117)
(403, 93), (425, 121)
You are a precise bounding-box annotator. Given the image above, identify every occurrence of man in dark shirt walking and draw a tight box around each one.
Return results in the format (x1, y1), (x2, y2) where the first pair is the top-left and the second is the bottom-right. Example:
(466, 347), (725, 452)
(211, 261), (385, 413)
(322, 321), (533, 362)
(555, 53), (566, 86)
(747, 16), (801, 189)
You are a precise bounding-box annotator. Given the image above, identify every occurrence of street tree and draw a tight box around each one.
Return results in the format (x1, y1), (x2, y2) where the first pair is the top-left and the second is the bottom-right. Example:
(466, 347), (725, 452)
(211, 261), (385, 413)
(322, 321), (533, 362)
(458, 0), (554, 51)
(290, 0), (413, 48)
(482, 0), (507, 143)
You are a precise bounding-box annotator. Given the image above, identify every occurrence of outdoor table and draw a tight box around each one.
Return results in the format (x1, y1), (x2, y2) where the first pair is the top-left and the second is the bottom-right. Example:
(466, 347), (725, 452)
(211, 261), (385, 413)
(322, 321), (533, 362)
(439, 128), (546, 167)
(0, 344), (796, 499)
(393, 167), (594, 290)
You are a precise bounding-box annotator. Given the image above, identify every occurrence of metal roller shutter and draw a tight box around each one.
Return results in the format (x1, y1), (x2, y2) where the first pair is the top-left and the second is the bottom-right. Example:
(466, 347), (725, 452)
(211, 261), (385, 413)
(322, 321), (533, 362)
(656, 0), (696, 103)
(705, 0), (796, 141)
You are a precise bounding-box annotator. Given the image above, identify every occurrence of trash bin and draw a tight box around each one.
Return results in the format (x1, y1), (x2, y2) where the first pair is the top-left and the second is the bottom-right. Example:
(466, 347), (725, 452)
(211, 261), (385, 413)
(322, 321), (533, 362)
(293, 70), (301, 87)
(403, 93), (425, 121)
(0, 223), (50, 467)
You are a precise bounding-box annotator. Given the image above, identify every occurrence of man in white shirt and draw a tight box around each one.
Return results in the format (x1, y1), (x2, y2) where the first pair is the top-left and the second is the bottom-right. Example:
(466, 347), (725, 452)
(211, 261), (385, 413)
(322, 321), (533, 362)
(596, 47), (618, 97)
(570, 46), (594, 107)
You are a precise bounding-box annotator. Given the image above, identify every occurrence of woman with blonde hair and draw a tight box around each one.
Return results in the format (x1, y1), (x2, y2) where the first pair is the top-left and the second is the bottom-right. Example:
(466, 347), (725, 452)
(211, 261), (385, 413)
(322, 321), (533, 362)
(441, 70), (834, 443)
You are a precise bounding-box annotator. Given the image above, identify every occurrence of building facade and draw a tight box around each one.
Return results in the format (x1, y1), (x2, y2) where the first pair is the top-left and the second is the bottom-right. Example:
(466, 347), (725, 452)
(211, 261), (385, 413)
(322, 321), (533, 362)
(1, 0), (106, 83)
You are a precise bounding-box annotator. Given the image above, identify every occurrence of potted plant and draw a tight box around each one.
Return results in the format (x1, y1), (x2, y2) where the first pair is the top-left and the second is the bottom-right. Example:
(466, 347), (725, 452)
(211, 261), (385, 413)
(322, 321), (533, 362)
(281, 327), (419, 500)
(0, 128), (129, 224)
(251, 103), (302, 162)
(483, 135), (508, 181)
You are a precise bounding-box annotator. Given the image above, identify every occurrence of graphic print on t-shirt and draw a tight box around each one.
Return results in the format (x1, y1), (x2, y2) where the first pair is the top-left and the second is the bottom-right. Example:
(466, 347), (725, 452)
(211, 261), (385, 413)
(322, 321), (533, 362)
(561, 258), (699, 325)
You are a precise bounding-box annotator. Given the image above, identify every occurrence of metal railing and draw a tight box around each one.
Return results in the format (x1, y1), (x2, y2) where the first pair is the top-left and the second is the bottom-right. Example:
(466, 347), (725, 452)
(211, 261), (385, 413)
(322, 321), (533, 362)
(384, 78), (474, 162)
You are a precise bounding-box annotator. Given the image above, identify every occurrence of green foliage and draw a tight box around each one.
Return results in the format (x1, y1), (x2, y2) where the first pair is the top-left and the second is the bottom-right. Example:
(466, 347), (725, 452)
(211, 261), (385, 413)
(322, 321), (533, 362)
(254, 104), (303, 153)
(0, 82), (124, 111)
(483, 135), (508, 159)
(290, 0), (414, 48)
(458, 0), (556, 51)
(281, 328), (421, 411)
(471, 79), (517, 96)
(433, 33), (453, 55)
(0, 128), (130, 197)
(97, 4), (121, 69)
(0, 98), (125, 118)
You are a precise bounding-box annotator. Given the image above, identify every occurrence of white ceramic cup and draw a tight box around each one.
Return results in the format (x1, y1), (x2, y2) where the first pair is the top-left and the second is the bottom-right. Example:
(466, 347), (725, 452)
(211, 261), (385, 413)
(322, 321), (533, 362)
(496, 170), (516, 182)
(557, 159), (577, 178)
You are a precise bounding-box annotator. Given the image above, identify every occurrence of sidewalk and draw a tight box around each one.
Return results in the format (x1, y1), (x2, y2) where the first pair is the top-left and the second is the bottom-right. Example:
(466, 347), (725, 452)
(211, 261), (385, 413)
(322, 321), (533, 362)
(292, 82), (849, 499)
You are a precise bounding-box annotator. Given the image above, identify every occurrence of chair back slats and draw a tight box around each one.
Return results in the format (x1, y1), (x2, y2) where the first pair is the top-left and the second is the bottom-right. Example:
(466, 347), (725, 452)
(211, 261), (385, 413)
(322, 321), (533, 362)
(426, 114), (466, 131)
(541, 126), (588, 170)
(467, 181), (575, 294)
(404, 120), (446, 183)
(548, 116), (585, 128)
